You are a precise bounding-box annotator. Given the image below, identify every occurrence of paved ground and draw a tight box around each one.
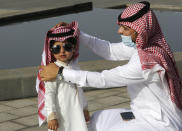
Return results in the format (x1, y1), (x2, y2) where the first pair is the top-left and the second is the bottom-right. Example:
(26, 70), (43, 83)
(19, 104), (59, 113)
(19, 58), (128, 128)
(0, 87), (130, 131)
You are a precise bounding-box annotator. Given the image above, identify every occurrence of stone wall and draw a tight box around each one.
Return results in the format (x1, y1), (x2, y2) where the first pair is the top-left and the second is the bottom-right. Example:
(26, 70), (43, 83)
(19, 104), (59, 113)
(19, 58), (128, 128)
(0, 52), (182, 100)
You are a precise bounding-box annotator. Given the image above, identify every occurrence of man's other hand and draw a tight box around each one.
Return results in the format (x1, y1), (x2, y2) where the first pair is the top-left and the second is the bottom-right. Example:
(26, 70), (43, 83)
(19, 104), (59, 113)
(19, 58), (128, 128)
(84, 109), (90, 122)
(52, 22), (68, 29)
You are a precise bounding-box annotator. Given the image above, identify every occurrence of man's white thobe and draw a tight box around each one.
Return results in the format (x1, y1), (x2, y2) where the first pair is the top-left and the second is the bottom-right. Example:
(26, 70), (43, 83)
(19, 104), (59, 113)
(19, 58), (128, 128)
(45, 60), (88, 131)
(61, 32), (182, 131)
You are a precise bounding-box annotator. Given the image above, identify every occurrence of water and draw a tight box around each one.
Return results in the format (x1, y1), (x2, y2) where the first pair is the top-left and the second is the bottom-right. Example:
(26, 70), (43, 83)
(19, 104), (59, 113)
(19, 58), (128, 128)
(0, 8), (182, 69)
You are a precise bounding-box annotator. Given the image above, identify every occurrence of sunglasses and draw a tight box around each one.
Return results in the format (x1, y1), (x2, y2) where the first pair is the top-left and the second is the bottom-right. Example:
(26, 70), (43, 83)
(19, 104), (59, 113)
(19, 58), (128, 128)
(51, 43), (74, 54)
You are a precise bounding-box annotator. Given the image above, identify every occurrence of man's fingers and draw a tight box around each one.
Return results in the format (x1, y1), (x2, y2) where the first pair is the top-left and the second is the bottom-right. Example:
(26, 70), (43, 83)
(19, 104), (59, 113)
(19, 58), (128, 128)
(53, 23), (61, 29)
(41, 76), (52, 81)
(40, 77), (47, 81)
(54, 22), (67, 28)
(39, 62), (58, 81)
(52, 125), (57, 131)
(38, 65), (45, 70)
(55, 123), (59, 131)
(48, 125), (52, 130)
(39, 71), (46, 78)
(58, 22), (67, 26)
(39, 71), (44, 77)
(55, 24), (60, 28)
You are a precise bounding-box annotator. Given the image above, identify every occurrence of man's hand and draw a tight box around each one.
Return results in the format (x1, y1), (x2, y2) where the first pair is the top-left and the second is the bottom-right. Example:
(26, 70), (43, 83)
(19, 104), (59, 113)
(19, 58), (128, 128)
(84, 109), (90, 122)
(48, 119), (59, 131)
(39, 63), (59, 81)
(52, 22), (68, 29)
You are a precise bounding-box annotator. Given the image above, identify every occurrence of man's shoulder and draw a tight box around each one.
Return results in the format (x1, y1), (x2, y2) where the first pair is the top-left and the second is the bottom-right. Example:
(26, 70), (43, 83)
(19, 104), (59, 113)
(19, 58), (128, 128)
(128, 51), (142, 70)
(130, 50), (139, 61)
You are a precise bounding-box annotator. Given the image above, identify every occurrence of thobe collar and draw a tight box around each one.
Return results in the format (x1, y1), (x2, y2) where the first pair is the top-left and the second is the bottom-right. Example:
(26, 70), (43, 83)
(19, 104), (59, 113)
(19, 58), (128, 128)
(54, 60), (76, 69)
(54, 60), (69, 68)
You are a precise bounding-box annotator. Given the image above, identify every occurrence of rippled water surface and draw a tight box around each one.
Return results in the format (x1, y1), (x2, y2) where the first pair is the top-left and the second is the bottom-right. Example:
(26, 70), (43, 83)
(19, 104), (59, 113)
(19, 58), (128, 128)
(0, 8), (182, 69)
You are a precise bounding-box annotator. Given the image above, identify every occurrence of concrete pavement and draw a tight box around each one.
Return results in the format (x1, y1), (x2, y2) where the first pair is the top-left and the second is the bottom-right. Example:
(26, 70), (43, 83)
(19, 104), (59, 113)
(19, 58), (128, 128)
(0, 87), (130, 131)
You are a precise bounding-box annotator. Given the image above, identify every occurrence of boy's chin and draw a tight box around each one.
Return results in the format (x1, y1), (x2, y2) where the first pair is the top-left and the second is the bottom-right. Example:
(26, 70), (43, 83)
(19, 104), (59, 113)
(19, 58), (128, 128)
(57, 58), (69, 63)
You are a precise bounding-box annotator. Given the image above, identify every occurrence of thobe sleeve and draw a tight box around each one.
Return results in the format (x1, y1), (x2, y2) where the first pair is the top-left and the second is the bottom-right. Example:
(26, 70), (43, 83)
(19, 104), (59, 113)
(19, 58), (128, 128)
(44, 81), (58, 120)
(79, 31), (136, 61)
(78, 87), (88, 109)
(62, 53), (146, 88)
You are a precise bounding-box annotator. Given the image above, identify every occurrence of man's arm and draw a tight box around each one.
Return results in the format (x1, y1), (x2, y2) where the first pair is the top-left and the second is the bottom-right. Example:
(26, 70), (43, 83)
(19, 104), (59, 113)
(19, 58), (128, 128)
(80, 32), (136, 61)
(40, 53), (145, 85)
(62, 63), (145, 88)
(53, 22), (136, 60)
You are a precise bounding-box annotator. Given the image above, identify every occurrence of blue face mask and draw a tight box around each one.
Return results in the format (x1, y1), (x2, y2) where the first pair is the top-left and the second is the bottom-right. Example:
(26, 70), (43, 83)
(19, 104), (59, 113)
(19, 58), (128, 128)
(121, 35), (136, 48)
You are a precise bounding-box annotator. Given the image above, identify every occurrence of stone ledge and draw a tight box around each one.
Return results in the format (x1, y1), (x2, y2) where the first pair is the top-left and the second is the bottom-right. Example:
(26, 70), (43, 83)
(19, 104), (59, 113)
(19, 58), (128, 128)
(0, 1), (92, 26)
(0, 52), (182, 100)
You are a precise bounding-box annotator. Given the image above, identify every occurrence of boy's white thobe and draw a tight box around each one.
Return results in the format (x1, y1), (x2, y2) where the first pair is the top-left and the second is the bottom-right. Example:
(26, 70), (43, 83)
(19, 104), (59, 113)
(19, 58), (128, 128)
(45, 60), (88, 131)
(61, 32), (182, 131)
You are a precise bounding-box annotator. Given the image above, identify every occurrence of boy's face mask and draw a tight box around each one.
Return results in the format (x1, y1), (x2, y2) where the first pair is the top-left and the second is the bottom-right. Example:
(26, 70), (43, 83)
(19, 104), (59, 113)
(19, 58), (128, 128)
(120, 35), (136, 48)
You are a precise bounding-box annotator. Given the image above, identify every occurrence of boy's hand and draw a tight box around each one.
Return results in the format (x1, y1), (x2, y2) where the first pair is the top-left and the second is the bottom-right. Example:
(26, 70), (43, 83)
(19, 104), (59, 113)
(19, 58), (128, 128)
(39, 63), (59, 81)
(84, 109), (90, 122)
(48, 119), (59, 131)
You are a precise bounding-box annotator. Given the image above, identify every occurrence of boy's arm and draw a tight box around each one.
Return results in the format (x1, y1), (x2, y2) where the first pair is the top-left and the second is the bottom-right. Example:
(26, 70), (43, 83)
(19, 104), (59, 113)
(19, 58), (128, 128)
(78, 87), (88, 110)
(77, 87), (90, 122)
(45, 81), (58, 121)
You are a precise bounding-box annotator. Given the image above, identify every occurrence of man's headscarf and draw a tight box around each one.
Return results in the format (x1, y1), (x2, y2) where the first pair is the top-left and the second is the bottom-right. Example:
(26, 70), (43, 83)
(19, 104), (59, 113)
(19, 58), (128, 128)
(118, 1), (182, 110)
(36, 21), (80, 126)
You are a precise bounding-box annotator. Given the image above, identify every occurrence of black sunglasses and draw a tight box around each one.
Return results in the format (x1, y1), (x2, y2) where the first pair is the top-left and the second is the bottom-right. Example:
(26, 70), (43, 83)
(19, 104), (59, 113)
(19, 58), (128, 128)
(51, 43), (74, 54)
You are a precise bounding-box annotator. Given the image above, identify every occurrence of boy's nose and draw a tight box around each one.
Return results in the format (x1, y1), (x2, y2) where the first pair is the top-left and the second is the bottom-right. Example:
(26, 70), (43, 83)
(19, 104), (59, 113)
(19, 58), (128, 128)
(60, 46), (65, 53)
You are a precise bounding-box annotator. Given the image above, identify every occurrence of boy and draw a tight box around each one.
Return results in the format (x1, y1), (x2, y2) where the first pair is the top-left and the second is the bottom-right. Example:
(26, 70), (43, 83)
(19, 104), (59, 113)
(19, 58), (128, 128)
(37, 21), (89, 131)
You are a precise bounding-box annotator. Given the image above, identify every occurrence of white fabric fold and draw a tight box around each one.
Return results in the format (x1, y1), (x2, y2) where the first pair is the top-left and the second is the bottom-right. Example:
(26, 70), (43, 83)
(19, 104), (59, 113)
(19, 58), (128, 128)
(62, 32), (182, 130)
(45, 60), (88, 131)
